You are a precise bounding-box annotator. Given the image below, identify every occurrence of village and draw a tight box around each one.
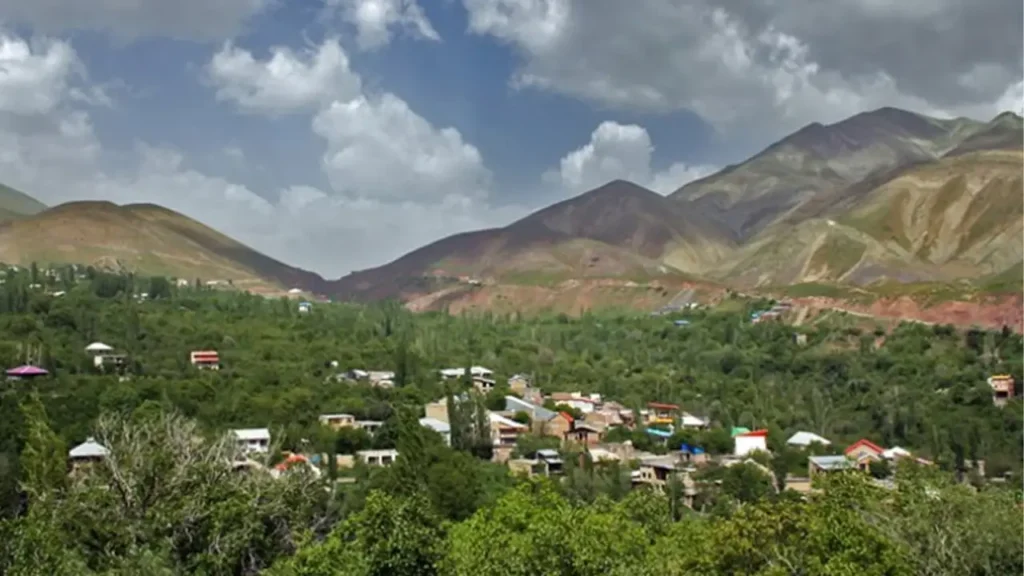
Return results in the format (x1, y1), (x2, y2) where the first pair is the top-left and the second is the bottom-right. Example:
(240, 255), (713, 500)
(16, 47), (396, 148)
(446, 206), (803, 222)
(39, 346), (1014, 506)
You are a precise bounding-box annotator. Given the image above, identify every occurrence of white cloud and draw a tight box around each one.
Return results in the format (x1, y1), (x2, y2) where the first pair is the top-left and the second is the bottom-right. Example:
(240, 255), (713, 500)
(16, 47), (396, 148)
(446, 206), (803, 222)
(0, 35), (79, 115)
(328, 0), (441, 51)
(463, 0), (1022, 145)
(312, 94), (492, 202)
(0, 0), (271, 41)
(0, 32), (524, 278)
(545, 121), (716, 197)
(207, 39), (362, 115)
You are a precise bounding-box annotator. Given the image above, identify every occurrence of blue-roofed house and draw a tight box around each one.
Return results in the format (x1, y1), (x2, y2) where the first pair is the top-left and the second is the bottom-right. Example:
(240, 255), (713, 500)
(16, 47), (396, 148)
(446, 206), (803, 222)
(674, 320), (691, 327)
(808, 455), (852, 480)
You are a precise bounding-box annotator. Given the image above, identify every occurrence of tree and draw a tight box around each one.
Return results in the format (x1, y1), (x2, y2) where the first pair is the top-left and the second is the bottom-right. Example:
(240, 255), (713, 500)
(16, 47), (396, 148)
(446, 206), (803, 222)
(18, 396), (66, 501)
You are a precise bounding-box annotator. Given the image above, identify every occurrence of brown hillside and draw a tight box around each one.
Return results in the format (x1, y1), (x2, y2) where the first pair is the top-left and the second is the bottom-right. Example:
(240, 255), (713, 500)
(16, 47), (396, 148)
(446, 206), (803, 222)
(330, 180), (733, 301)
(0, 201), (328, 294)
(670, 107), (985, 239)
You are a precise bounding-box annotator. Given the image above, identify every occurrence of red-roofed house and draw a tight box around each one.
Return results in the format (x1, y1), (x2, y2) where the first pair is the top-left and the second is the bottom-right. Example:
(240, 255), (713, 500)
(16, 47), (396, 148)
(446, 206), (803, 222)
(190, 350), (220, 370)
(733, 429), (769, 456)
(845, 439), (884, 472)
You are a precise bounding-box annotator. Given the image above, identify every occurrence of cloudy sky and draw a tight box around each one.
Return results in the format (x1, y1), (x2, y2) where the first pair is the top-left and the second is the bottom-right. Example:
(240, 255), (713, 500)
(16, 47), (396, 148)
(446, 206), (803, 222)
(0, 0), (1020, 278)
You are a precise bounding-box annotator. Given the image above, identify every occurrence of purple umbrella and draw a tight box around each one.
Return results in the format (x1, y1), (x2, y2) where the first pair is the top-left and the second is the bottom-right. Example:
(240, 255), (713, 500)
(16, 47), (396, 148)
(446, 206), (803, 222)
(6, 365), (49, 377)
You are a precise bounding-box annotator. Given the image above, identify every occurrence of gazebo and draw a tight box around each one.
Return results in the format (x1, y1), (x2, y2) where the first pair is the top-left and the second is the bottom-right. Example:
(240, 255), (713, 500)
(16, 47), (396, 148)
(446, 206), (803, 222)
(6, 365), (49, 380)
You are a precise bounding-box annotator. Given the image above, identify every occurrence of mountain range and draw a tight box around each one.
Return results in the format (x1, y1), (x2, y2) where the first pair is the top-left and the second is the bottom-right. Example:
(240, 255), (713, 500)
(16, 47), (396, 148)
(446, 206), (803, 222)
(0, 106), (1020, 314)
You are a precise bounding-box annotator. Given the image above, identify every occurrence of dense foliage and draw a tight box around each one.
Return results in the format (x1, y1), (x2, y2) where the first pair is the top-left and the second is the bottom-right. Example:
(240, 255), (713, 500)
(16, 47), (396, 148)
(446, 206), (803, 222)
(0, 266), (1020, 574)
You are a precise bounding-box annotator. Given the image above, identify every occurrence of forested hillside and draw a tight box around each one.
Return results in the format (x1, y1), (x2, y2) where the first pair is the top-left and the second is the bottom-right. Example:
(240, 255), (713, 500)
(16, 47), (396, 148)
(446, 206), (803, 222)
(0, 265), (1020, 574)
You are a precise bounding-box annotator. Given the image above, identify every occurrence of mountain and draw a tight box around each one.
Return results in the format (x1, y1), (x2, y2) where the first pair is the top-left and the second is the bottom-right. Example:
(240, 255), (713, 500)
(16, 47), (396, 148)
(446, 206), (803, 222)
(0, 200), (328, 294)
(331, 180), (734, 301)
(331, 107), (1021, 313)
(670, 107), (987, 239)
(0, 183), (47, 223)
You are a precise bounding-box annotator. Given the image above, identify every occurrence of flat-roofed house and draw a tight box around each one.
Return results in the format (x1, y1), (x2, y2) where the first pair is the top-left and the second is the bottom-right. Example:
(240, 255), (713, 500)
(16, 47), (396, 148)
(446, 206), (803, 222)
(190, 350), (220, 370)
(233, 428), (270, 454)
(319, 413), (356, 430)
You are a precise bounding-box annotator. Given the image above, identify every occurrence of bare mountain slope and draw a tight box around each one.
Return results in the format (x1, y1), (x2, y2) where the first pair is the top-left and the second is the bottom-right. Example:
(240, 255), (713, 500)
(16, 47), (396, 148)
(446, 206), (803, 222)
(0, 201), (328, 294)
(331, 180), (734, 301)
(670, 107), (986, 239)
(715, 148), (1023, 287)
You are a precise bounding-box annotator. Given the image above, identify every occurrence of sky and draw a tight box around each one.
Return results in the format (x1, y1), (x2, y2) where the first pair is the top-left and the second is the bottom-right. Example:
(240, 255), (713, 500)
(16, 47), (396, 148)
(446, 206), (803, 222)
(0, 0), (1020, 279)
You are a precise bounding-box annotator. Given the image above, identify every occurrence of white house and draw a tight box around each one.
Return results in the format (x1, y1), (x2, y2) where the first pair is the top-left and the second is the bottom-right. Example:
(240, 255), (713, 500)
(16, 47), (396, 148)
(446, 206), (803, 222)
(357, 449), (398, 466)
(298, 301), (312, 313)
(69, 437), (109, 461)
(733, 429), (769, 456)
(786, 431), (831, 448)
(439, 366), (494, 379)
(679, 412), (710, 429)
(419, 417), (452, 445)
(233, 428), (271, 454)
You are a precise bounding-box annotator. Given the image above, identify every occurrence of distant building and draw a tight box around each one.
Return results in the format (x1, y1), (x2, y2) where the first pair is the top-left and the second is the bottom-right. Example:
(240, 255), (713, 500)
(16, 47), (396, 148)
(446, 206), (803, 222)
(419, 417), (452, 445)
(190, 350), (220, 370)
(733, 429), (769, 456)
(786, 431), (831, 448)
(233, 428), (270, 454)
(356, 449), (398, 467)
(298, 301), (312, 313)
(439, 366), (494, 380)
(987, 375), (1015, 407)
(844, 439), (884, 472)
(68, 437), (109, 474)
(319, 413), (356, 430)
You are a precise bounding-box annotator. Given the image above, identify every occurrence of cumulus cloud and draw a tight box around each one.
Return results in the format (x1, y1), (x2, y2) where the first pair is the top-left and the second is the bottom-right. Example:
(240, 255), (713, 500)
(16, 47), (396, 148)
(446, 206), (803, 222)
(312, 94), (492, 202)
(464, 0), (1022, 144)
(0, 32), (524, 277)
(0, 0), (270, 41)
(545, 121), (716, 197)
(207, 39), (362, 115)
(327, 0), (441, 51)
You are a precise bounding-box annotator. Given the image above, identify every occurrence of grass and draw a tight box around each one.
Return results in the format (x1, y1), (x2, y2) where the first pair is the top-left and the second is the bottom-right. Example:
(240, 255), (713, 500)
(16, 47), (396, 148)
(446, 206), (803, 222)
(805, 234), (866, 278)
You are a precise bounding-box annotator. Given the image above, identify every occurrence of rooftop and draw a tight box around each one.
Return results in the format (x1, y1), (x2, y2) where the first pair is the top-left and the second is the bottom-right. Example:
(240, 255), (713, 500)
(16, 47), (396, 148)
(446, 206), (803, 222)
(233, 428), (271, 441)
(809, 455), (852, 471)
(69, 437), (109, 459)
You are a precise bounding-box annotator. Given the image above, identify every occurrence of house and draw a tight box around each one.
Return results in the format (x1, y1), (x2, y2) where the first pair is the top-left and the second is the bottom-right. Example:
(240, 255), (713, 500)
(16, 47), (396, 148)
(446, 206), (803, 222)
(233, 428), (271, 454)
(564, 422), (602, 447)
(987, 375), (1015, 407)
(676, 443), (709, 466)
(190, 350), (220, 370)
(584, 409), (623, 431)
(357, 449), (398, 466)
(489, 412), (527, 448)
(733, 429), (769, 456)
(507, 373), (532, 393)
(808, 455), (852, 480)
(679, 412), (709, 429)
(543, 411), (575, 438)
(439, 366), (494, 380)
(505, 396), (557, 434)
(647, 402), (679, 425)
(298, 301), (312, 313)
(319, 413), (356, 430)
(507, 458), (549, 478)
(472, 376), (497, 394)
(356, 420), (383, 435)
(424, 399), (452, 423)
(786, 431), (831, 448)
(68, 437), (109, 473)
(549, 392), (600, 414)
(6, 365), (48, 380)
(844, 439), (884, 472)
(337, 369), (395, 388)
(419, 417), (451, 445)
(533, 449), (564, 475)
(632, 455), (699, 506)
